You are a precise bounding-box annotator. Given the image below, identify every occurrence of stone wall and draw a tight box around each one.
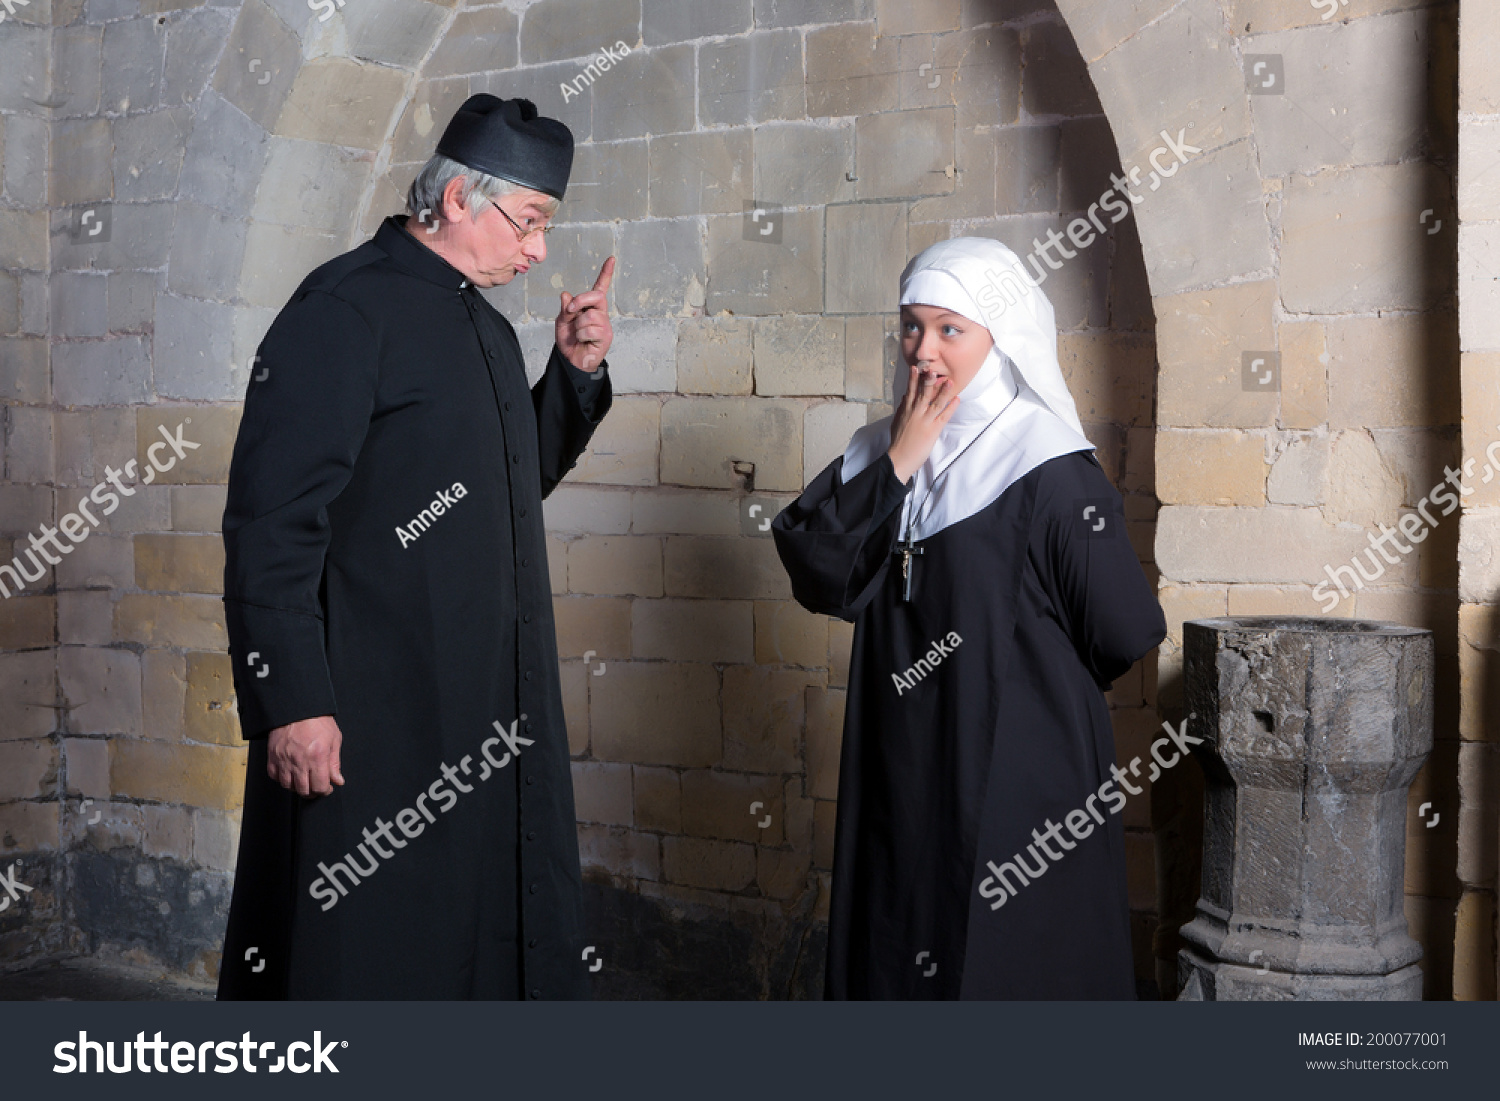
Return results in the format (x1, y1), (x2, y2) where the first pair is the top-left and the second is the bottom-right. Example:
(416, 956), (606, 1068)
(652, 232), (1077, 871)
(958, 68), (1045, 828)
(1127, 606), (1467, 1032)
(0, 0), (1491, 1000)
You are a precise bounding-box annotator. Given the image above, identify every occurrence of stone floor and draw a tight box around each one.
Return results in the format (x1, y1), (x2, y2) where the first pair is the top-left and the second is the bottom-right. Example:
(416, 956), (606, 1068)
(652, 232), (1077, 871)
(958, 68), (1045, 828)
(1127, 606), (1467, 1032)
(0, 957), (216, 1001)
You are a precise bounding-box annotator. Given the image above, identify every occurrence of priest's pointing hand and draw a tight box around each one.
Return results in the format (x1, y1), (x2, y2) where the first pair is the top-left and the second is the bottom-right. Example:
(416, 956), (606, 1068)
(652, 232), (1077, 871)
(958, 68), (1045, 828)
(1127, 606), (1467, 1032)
(556, 256), (615, 372)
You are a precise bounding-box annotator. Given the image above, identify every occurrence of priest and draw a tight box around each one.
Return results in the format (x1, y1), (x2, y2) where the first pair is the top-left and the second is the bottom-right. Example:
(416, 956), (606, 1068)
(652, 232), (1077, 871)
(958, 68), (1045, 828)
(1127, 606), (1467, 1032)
(217, 96), (614, 999)
(772, 238), (1166, 999)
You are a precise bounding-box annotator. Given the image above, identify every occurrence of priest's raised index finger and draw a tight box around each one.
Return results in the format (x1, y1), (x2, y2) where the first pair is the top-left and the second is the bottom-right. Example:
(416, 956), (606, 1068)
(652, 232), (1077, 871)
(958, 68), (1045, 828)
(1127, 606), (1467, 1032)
(592, 255), (616, 295)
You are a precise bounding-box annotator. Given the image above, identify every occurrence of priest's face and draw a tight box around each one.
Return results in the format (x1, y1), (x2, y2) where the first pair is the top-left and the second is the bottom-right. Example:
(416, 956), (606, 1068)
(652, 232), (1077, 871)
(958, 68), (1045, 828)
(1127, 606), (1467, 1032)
(899, 304), (994, 398)
(432, 177), (557, 287)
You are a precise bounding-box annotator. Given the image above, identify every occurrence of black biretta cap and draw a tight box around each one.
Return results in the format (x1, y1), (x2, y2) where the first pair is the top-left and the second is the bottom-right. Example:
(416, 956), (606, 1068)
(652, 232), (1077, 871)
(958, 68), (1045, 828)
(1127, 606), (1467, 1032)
(435, 95), (574, 200)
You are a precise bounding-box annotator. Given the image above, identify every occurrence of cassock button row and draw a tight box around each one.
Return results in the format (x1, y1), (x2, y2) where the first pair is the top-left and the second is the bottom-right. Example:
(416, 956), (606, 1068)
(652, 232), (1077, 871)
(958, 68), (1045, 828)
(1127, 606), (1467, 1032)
(512, 453), (520, 464)
(518, 507), (526, 517)
(529, 883), (539, 895)
(530, 989), (541, 999)
(525, 722), (534, 734)
(503, 401), (512, 412)
(524, 670), (533, 681)
(576, 385), (585, 393)
(523, 613), (532, 623)
(528, 938), (538, 948)
(525, 775), (535, 786)
(527, 830), (537, 841)
(521, 557), (530, 567)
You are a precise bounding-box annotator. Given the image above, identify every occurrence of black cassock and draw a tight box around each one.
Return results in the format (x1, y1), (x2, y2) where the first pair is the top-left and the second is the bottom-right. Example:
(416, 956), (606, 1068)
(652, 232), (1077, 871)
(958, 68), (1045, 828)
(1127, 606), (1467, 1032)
(773, 448), (1165, 999)
(217, 215), (610, 1000)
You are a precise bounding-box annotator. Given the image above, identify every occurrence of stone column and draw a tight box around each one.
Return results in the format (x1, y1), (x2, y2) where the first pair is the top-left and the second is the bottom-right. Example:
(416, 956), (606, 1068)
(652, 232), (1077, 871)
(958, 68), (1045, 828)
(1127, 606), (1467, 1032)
(1176, 616), (1432, 1001)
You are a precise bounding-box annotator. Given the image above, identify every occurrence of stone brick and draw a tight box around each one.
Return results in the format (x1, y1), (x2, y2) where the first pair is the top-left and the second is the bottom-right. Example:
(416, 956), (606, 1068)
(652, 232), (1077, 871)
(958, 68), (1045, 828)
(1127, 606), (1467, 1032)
(617, 217), (705, 316)
(564, 140), (648, 223)
(252, 138), (370, 234)
(1266, 434), (1328, 507)
(184, 651), (241, 746)
(753, 316), (844, 397)
(1057, 331), (1154, 427)
(633, 764), (680, 832)
(754, 122), (855, 209)
(63, 737), (110, 800)
(661, 835), (756, 892)
(53, 407), (138, 488)
(661, 397), (802, 492)
(163, 8), (233, 107)
(825, 202), (907, 314)
(338, 0), (448, 67)
(1322, 429), (1406, 530)
(193, 808), (239, 870)
(706, 208), (823, 316)
(548, 535), (567, 596)
(52, 25), (102, 118)
(1155, 281), (1277, 428)
(567, 535), (663, 596)
(52, 338), (152, 407)
(856, 108), (955, 201)
(0, 337), (49, 402)
(1327, 311), (1460, 429)
(1277, 319), (1328, 431)
(0, 800), (59, 854)
(141, 803), (194, 861)
(543, 486), (632, 535)
(1156, 506), (1371, 585)
(604, 319), (677, 395)
(153, 294), (238, 401)
(519, 0), (641, 64)
(878, 0), (959, 35)
(1226, 584), (1337, 620)
(1156, 430), (1267, 506)
(0, 740), (57, 802)
(681, 768), (784, 844)
(107, 271), (159, 335)
(114, 108), (191, 202)
(0, 211), (47, 273)
(52, 535), (135, 590)
(114, 594), (227, 650)
(111, 738), (245, 809)
(843, 314), (899, 403)
(577, 824), (660, 879)
(630, 490), (741, 536)
(0, 651), (57, 741)
(0, 273), (18, 335)
(101, 17), (165, 111)
(664, 537), (793, 600)
(58, 647), (142, 737)
(723, 664), (814, 774)
(239, 223), (344, 309)
(649, 130), (752, 218)
(806, 685), (844, 800)
(1459, 223), (1500, 353)
(552, 596), (631, 659)
(590, 662), (721, 766)
(1460, 0), (1500, 112)
(593, 44), (696, 142)
(812, 797), (836, 869)
(1251, 12), (1437, 179)
(135, 405), (239, 485)
(0, 592), (52, 649)
(388, 77), (472, 166)
(1459, 511), (1500, 606)
(275, 58), (407, 151)
(572, 760), (633, 826)
(53, 202), (176, 273)
(644, 0), (752, 44)
(804, 402), (866, 482)
(632, 598), (754, 663)
(757, 847), (812, 900)
(755, 0), (874, 27)
(178, 91), (269, 215)
(5, 405), (53, 484)
(754, 600), (828, 668)
(167, 203), (248, 302)
(1282, 162), (1453, 314)
(1453, 889), (1497, 1001)
(58, 591), (114, 647)
(171, 485), (228, 533)
(805, 23), (899, 119)
(212, 0), (301, 132)
(677, 318), (753, 396)
(52, 119), (112, 207)
(700, 28), (804, 126)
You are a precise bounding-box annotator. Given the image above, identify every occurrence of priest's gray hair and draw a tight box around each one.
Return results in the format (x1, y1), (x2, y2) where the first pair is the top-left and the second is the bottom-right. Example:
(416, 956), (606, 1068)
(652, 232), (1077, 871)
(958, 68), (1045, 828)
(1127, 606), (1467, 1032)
(406, 154), (559, 221)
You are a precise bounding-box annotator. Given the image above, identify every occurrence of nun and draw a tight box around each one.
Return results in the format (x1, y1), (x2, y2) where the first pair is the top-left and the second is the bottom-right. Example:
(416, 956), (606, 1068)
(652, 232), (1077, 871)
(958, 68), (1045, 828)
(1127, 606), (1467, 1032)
(772, 237), (1166, 999)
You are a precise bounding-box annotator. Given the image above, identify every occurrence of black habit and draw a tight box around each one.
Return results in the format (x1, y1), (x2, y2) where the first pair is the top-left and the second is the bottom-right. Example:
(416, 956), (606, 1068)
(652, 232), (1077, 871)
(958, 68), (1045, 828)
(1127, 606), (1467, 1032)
(772, 448), (1165, 999)
(217, 215), (610, 1000)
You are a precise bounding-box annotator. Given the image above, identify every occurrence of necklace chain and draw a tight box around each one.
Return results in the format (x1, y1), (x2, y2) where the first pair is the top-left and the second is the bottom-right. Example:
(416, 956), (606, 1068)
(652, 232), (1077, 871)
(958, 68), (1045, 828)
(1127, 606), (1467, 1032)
(899, 401), (1013, 544)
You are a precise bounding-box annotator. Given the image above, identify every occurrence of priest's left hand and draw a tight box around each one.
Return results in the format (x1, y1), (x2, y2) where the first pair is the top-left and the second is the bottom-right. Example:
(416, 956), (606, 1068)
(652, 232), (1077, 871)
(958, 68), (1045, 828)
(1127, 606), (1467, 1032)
(557, 256), (616, 373)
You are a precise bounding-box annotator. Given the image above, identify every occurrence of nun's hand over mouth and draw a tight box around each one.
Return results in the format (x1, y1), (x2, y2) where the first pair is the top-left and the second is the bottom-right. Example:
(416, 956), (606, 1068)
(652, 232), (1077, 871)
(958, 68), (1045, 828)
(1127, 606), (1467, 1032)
(887, 362), (957, 483)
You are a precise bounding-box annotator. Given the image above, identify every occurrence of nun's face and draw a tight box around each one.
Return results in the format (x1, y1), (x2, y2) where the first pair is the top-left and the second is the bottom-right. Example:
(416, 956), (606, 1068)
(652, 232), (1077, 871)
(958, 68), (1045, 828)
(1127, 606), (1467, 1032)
(899, 304), (993, 396)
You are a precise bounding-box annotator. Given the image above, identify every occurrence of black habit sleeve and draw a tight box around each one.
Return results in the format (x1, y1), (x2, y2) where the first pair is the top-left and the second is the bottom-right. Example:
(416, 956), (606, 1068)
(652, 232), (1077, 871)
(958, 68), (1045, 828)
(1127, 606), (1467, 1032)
(222, 290), (379, 739)
(1030, 453), (1166, 688)
(771, 452), (913, 621)
(532, 343), (612, 499)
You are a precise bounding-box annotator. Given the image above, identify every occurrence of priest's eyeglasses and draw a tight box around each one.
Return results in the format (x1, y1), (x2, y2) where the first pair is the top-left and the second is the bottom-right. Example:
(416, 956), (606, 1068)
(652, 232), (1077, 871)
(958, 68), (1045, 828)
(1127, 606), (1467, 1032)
(491, 200), (555, 241)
